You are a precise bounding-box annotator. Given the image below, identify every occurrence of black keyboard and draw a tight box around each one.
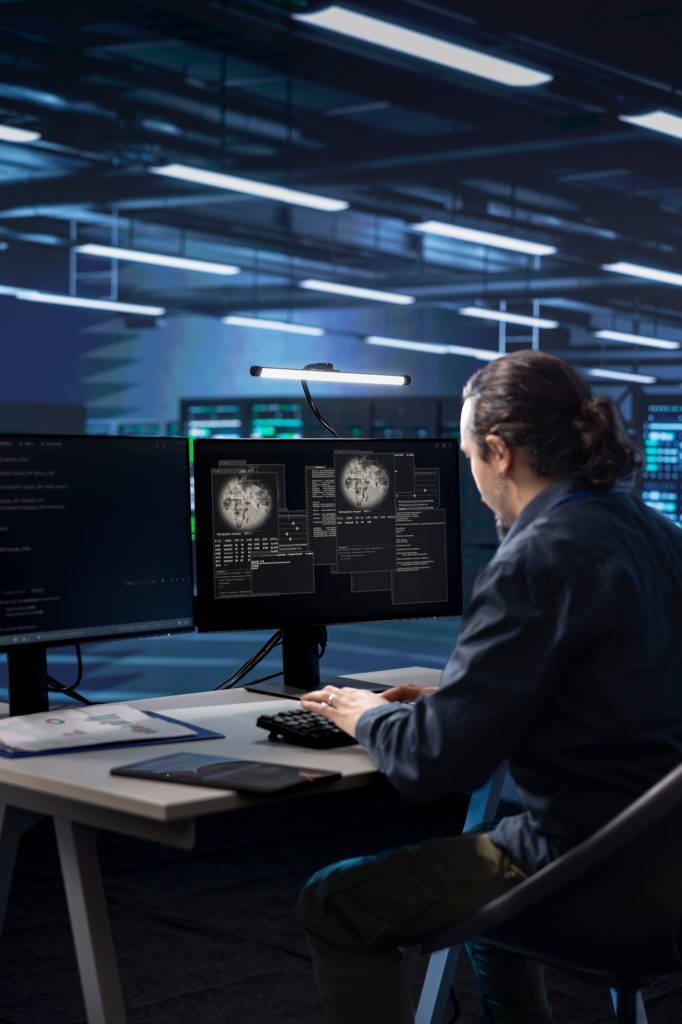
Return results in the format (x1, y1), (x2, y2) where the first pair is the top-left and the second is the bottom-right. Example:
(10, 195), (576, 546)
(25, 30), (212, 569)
(256, 709), (358, 749)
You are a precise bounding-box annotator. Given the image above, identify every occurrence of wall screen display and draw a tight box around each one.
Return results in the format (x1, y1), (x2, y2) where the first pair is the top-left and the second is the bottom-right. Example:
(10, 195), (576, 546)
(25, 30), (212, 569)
(641, 398), (682, 529)
(193, 438), (462, 630)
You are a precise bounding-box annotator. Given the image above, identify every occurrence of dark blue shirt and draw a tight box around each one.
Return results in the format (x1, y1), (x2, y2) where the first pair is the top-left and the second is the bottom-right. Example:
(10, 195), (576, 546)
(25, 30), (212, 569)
(356, 476), (682, 872)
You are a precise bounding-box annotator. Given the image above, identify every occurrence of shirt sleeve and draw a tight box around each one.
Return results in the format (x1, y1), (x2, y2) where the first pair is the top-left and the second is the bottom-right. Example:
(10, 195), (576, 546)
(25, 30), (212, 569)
(355, 550), (574, 803)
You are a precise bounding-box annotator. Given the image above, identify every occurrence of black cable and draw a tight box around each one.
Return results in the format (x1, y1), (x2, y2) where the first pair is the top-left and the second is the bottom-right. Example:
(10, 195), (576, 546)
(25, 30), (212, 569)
(301, 379), (341, 439)
(214, 630), (282, 690)
(47, 645), (94, 705)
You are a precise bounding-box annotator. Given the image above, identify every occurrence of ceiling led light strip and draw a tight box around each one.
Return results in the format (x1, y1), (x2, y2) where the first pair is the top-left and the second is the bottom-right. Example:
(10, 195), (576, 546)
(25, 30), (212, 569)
(602, 261), (682, 288)
(413, 221), (557, 256)
(14, 290), (165, 316)
(151, 163), (348, 212)
(223, 315), (324, 336)
(76, 244), (241, 276)
(366, 336), (500, 361)
(293, 7), (552, 88)
(366, 336), (450, 355)
(0, 125), (41, 143)
(595, 329), (680, 351)
(299, 279), (414, 305)
(586, 368), (657, 385)
(251, 365), (409, 386)
(620, 110), (682, 141)
(459, 306), (558, 329)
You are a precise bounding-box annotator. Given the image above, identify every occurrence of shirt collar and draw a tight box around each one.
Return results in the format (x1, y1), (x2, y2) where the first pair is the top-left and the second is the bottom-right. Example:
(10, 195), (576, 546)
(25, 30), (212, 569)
(500, 475), (592, 548)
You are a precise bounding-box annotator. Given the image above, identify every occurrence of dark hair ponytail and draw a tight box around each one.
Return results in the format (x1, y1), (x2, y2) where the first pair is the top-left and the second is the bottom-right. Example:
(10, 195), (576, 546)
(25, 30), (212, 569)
(463, 351), (642, 488)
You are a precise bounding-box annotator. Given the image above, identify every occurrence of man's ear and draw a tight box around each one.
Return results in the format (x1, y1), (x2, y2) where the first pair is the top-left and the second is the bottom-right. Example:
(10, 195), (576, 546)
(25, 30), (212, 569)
(485, 433), (513, 475)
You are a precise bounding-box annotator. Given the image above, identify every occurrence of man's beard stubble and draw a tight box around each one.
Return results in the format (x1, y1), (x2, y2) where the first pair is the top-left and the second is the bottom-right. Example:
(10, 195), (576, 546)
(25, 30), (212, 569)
(494, 515), (510, 542)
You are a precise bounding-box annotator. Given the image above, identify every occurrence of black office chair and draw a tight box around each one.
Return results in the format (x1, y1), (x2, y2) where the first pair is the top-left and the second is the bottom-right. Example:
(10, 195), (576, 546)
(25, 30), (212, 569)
(421, 759), (682, 1024)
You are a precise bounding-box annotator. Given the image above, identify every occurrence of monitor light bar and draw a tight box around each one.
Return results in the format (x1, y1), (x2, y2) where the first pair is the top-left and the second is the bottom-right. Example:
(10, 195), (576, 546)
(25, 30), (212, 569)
(594, 329), (680, 351)
(459, 306), (558, 329)
(586, 368), (657, 385)
(299, 278), (414, 305)
(413, 221), (557, 256)
(76, 243), (241, 276)
(14, 290), (165, 316)
(366, 336), (500, 361)
(0, 125), (41, 144)
(150, 163), (348, 213)
(250, 365), (410, 386)
(223, 315), (324, 336)
(602, 261), (682, 288)
(293, 7), (552, 88)
(619, 110), (682, 141)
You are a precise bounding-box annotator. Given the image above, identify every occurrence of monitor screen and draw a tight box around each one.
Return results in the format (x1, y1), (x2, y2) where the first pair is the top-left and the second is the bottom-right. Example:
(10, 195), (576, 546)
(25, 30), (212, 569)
(640, 396), (682, 529)
(193, 438), (462, 639)
(0, 434), (194, 650)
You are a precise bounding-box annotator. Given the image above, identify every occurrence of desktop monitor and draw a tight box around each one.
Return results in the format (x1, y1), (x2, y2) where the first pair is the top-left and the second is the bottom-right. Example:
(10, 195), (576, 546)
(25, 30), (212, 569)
(0, 435), (194, 715)
(193, 438), (462, 696)
(640, 395), (682, 529)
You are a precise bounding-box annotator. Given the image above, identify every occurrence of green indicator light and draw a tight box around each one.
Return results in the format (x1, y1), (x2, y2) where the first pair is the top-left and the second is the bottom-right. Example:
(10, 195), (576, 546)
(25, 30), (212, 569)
(188, 437), (194, 464)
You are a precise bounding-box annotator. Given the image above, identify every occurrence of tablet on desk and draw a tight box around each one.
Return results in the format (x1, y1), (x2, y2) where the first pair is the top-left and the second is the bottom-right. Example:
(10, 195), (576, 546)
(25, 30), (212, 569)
(111, 751), (341, 795)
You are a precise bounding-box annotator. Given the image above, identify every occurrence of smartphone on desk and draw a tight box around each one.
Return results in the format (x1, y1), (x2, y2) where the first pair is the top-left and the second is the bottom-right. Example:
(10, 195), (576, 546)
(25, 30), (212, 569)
(111, 751), (341, 795)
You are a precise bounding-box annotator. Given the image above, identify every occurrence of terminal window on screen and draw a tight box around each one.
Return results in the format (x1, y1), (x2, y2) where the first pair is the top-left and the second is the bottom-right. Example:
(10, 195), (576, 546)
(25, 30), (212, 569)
(0, 436), (194, 647)
(207, 446), (454, 610)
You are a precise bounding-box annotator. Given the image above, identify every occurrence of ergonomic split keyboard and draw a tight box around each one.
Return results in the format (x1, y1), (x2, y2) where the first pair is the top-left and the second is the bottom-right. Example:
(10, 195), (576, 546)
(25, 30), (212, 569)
(256, 709), (358, 749)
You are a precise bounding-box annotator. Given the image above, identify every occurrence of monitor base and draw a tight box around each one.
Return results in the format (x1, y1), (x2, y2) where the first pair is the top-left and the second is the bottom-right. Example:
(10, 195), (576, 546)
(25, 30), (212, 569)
(244, 674), (390, 700)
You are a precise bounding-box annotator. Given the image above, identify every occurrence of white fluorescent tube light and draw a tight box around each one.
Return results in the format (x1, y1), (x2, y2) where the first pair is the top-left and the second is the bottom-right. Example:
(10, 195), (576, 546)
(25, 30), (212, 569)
(150, 163), (348, 212)
(293, 7), (552, 88)
(366, 335), (500, 361)
(366, 336), (451, 355)
(413, 220), (557, 256)
(448, 344), (501, 361)
(594, 329), (680, 351)
(459, 306), (558, 328)
(619, 110), (682, 141)
(602, 261), (682, 288)
(300, 278), (414, 305)
(223, 315), (324, 336)
(0, 125), (41, 143)
(75, 243), (240, 276)
(250, 365), (410, 386)
(14, 290), (165, 316)
(586, 368), (657, 385)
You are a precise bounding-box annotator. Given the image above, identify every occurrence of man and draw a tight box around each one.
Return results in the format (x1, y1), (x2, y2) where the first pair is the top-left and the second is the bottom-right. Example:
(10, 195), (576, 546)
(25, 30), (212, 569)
(297, 350), (682, 1024)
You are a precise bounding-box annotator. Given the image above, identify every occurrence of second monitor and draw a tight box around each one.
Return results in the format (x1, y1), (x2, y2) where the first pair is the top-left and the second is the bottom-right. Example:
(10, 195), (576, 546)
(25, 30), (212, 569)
(193, 438), (462, 696)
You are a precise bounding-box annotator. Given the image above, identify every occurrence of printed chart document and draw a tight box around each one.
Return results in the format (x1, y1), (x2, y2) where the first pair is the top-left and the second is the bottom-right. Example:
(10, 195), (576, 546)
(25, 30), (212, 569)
(0, 703), (200, 754)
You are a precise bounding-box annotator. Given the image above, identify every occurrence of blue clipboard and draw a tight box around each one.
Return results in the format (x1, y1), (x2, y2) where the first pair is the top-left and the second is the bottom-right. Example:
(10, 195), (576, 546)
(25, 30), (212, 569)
(0, 712), (223, 759)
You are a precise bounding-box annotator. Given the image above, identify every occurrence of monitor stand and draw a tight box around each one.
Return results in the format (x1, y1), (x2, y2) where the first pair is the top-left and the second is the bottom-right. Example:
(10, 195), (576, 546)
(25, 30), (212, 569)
(244, 625), (389, 699)
(6, 646), (50, 716)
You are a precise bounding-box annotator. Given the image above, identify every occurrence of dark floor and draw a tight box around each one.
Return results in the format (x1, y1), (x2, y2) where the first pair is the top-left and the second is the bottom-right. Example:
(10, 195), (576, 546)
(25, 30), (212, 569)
(2, 790), (682, 1024)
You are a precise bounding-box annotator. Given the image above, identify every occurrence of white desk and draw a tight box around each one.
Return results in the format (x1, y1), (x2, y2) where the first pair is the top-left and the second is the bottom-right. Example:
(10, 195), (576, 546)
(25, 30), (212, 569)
(0, 668), (445, 1024)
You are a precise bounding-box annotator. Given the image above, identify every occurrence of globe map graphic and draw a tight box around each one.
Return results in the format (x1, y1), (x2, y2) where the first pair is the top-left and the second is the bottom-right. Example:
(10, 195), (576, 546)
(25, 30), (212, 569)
(220, 477), (272, 530)
(341, 458), (390, 508)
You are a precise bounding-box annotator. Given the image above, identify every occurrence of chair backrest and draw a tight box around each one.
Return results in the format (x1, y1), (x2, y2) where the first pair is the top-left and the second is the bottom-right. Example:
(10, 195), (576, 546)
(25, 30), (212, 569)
(423, 759), (682, 977)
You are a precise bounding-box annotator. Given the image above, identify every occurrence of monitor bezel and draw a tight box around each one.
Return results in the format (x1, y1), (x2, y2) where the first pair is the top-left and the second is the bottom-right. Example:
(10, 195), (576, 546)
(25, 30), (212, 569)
(0, 432), (195, 654)
(192, 436), (463, 633)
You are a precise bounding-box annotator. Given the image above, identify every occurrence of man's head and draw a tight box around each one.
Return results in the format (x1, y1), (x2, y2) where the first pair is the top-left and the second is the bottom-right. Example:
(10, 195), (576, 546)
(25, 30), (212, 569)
(460, 350), (642, 538)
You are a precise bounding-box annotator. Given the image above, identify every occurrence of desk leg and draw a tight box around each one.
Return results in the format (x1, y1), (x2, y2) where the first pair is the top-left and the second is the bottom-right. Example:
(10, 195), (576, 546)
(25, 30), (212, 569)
(415, 765), (507, 1024)
(54, 818), (127, 1024)
(0, 804), (28, 936)
(611, 988), (648, 1023)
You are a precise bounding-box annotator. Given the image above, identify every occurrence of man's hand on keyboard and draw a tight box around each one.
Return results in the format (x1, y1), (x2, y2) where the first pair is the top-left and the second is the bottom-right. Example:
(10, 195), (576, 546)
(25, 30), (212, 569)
(300, 685), (387, 738)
